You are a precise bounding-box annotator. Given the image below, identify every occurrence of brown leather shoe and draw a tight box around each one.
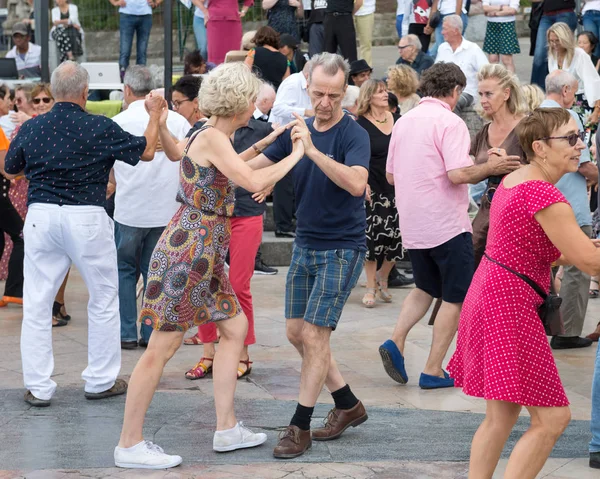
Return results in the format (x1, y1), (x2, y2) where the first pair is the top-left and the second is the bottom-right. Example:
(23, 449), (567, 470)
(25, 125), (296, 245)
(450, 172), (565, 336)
(312, 401), (368, 441)
(84, 378), (128, 400)
(273, 425), (311, 459)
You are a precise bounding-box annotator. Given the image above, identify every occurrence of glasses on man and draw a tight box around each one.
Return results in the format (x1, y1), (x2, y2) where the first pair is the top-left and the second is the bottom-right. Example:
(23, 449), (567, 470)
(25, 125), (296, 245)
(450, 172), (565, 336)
(33, 97), (52, 105)
(172, 99), (191, 109)
(397, 45), (411, 50)
(540, 131), (585, 146)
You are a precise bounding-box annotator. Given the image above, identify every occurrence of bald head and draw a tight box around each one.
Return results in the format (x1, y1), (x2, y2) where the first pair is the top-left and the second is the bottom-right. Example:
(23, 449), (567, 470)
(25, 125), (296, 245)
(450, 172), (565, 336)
(256, 82), (276, 115)
(51, 61), (89, 106)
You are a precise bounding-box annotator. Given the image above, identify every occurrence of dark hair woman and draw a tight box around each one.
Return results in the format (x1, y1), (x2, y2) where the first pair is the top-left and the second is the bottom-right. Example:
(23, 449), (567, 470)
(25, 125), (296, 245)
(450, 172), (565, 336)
(244, 26), (290, 90)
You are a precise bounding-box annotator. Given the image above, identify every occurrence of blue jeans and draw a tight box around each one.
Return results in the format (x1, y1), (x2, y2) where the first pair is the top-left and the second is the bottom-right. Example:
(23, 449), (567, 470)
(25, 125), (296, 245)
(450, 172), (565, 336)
(430, 12), (469, 59)
(193, 15), (208, 61)
(396, 14), (404, 39)
(119, 13), (153, 72)
(591, 343), (600, 452)
(115, 222), (164, 343)
(531, 11), (577, 88)
(584, 10), (600, 58)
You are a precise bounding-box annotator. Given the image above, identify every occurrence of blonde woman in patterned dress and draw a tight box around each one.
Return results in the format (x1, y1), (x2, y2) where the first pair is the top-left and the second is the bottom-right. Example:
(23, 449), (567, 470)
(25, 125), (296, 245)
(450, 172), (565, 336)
(115, 62), (304, 470)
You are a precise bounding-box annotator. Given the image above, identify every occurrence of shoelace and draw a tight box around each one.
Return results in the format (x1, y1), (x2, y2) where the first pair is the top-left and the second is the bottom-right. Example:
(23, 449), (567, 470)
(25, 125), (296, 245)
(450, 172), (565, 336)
(323, 408), (339, 427)
(144, 441), (165, 455)
(278, 426), (300, 444)
(238, 421), (255, 439)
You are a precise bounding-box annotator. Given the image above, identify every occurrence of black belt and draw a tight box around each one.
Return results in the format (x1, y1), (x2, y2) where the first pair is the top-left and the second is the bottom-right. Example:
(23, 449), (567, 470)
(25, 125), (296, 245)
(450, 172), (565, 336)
(326, 11), (352, 16)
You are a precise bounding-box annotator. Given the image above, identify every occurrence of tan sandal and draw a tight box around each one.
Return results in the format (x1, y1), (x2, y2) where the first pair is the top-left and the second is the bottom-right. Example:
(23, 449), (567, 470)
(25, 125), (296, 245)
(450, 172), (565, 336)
(237, 359), (253, 379)
(185, 357), (213, 379)
(362, 288), (377, 308)
(184, 335), (203, 345)
(377, 281), (392, 303)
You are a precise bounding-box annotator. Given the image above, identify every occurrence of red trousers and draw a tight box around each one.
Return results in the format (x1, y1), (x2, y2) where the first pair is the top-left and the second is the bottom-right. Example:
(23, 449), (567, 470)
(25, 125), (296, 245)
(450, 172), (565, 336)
(196, 215), (263, 345)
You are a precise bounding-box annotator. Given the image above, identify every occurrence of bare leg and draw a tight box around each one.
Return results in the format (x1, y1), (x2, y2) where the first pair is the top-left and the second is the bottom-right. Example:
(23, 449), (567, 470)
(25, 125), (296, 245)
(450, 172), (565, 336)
(503, 405), (571, 479)
(500, 54), (515, 73)
(363, 260), (377, 306)
(468, 400), (521, 479)
(298, 322), (332, 407)
(55, 270), (70, 305)
(287, 318), (345, 394)
(377, 260), (396, 283)
(118, 330), (184, 448)
(390, 288), (434, 354)
(213, 313), (248, 431)
(423, 301), (461, 377)
(488, 53), (499, 64)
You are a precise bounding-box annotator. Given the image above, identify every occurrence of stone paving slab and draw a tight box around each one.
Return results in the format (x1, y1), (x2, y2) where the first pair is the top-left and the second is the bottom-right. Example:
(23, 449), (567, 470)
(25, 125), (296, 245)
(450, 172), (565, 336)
(0, 391), (590, 471)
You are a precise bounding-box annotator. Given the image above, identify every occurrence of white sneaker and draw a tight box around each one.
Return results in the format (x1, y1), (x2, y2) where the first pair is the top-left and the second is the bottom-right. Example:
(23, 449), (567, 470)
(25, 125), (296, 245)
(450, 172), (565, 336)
(213, 422), (268, 452)
(114, 440), (183, 469)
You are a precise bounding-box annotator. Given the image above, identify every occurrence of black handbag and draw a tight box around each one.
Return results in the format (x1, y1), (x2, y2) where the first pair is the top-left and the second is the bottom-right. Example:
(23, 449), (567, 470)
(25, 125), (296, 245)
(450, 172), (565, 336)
(529, 1), (545, 31)
(484, 254), (564, 336)
(429, 0), (442, 28)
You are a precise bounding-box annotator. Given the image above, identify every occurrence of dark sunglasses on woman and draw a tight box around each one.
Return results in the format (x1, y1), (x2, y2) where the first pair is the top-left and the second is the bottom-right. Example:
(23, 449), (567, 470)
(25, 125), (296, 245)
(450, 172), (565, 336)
(540, 131), (585, 146)
(33, 97), (52, 105)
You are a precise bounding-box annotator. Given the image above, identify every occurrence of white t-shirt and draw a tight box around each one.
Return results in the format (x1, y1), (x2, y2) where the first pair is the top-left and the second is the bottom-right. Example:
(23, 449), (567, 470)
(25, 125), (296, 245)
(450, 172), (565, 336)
(482, 0), (520, 23)
(119, 0), (152, 16)
(112, 100), (191, 228)
(396, 0), (404, 15)
(438, 0), (467, 16)
(303, 0), (312, 10)
(583, 0), (600, 13)
(356, 0), (376, 15)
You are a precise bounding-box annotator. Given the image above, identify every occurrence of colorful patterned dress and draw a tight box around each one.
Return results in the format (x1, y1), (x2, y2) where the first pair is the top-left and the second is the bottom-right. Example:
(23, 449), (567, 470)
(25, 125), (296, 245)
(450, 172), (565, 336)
(140, 126), (241, 332)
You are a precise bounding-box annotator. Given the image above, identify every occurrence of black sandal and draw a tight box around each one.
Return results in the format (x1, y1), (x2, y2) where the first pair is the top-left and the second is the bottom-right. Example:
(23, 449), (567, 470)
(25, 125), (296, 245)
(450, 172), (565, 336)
(53, 301), (71, 321)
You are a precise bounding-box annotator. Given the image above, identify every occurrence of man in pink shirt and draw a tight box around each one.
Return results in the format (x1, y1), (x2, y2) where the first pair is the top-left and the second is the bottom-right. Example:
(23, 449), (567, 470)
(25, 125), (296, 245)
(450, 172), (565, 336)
(379, 62), (520, 389)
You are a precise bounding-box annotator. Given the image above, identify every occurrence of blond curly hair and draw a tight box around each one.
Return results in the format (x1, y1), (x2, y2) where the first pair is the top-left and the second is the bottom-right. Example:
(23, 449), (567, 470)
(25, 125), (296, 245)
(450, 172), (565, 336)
(198, 62), (262, 118)
(521, 84), (545, 113)
(386, 65), (419, 99)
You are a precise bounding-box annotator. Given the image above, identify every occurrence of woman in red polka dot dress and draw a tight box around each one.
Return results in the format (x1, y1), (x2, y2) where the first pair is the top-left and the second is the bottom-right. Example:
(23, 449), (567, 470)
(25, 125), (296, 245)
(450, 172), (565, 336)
(448, 108), (600, 478)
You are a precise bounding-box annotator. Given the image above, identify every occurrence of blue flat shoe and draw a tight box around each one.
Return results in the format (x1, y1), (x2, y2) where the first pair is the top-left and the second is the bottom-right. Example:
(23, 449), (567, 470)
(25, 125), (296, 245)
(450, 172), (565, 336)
(419, 370), (455, 390)
(379, 339), (408, 384)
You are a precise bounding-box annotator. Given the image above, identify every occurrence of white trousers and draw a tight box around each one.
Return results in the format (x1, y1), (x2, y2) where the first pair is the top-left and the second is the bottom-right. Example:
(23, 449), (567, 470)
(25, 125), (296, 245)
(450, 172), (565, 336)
(21, 204), (121, 400)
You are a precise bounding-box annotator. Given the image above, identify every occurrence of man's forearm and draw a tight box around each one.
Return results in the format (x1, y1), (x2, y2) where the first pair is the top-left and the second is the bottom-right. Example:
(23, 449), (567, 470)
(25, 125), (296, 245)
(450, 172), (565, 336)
(307, 147), (366, 196)
(141, 116), (160, 161)
(448, 162), (494, 185)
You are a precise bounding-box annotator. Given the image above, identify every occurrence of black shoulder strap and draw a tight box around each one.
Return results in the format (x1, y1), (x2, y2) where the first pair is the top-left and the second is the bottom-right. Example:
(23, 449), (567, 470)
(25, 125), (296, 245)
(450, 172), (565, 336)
(484, 253), (548, 300)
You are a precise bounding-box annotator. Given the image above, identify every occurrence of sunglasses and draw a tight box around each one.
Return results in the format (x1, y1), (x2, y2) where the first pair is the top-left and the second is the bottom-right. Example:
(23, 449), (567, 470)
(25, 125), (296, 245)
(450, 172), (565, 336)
(540, 131), (585, 146)
(33, 97), (52, 105)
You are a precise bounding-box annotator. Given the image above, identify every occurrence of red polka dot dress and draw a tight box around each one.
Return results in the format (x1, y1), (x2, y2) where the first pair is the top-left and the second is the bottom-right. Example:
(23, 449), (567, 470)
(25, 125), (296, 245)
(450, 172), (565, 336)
(447, 180), (570, 407)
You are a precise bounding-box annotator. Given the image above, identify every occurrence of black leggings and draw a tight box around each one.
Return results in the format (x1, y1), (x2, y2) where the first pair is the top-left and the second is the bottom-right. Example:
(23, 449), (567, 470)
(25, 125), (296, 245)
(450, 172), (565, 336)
(0, 195), (24, 298)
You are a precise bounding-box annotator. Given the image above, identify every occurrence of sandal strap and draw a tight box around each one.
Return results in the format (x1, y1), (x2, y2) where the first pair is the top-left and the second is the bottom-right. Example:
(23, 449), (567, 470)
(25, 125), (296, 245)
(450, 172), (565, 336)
(239, 359), (253, 366)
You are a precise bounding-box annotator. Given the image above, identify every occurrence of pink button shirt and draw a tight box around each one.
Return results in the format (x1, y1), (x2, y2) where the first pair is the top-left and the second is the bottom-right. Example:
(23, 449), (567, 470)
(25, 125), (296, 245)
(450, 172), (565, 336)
(386, 97), (473, 249)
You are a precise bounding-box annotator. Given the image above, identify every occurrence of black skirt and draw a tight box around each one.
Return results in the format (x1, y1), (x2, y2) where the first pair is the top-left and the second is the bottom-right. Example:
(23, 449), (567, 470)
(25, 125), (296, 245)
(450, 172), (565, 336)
(365, 191), (403, 263)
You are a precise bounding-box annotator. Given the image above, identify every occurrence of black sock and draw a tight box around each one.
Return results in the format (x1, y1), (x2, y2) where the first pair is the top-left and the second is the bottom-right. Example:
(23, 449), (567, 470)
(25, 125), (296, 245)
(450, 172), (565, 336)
(290, 403), (314, 431)
(331, 384), (359, 410)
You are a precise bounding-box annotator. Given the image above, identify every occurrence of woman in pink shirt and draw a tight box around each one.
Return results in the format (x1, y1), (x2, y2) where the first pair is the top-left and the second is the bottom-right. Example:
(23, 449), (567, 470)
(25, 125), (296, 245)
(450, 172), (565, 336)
(204, 0), (254, 64)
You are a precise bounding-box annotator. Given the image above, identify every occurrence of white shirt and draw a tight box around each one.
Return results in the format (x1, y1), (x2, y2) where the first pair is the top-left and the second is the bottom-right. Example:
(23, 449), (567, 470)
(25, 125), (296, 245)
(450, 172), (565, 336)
(112, 100), (191, 228)
(119, 0), (152, 16)
(548, 47), (600, 104)
(194, 0), (208, 18)
(253, 108), (269, 121)
(396, 0), (404, 16)
(269, 72), (312, 125)
(6, 43), (41, 77)
(0, 115), (16, 139)
(482, 0), (520, 22)
(435, 38), (489, 98)
(583, 0), (600, 13)
(438, 0), (466, 16)
(356, 0), (376, 16)
(51, 4), (80, 25)
(303, 0), (312, 9)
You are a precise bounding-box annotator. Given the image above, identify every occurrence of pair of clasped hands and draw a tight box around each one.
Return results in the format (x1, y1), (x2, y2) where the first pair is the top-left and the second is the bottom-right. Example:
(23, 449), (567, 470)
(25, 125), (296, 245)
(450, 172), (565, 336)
(250, 112), (311, 203)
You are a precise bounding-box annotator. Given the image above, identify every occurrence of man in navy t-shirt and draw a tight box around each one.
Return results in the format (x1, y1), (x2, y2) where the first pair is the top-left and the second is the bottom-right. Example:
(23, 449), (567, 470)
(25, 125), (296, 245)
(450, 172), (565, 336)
(249, 53), (370, 458)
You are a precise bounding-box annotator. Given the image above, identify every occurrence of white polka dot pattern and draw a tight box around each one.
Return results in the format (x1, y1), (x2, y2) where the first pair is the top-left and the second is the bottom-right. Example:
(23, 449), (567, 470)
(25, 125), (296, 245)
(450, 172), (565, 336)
(447, 180), (570, 407)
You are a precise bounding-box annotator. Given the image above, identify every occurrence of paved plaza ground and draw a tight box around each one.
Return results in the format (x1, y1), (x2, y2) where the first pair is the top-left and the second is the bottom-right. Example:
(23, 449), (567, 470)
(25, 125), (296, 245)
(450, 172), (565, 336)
(0, 40), (598, 478)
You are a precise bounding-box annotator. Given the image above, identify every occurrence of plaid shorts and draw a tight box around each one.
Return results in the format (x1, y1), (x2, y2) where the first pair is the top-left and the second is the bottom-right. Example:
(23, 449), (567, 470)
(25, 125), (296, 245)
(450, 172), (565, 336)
(285, 245), (365, 330)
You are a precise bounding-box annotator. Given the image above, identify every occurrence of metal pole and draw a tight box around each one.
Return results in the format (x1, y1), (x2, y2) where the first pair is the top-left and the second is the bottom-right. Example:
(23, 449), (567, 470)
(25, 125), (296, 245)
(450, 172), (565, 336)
(34, 0), (49, 82)
(164, 0), (173, 103)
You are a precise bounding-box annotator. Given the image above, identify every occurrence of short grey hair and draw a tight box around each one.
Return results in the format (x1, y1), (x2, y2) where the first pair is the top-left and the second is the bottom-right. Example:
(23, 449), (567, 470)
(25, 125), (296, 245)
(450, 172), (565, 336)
(124, 65), (154, 96)
(545, 70), (578, 94)
(444, 14), (463, 32)
(257, 82), (276, 102)
(341, 85), (360, 108)
(308, 53), (350, 86)
(51, 61), (89, 99)
(405, 34), (422, 51)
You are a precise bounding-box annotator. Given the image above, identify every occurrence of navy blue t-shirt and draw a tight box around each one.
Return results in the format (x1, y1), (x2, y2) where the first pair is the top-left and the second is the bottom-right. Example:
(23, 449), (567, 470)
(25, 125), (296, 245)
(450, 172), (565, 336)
(5, 102), (146, 207)
(264, 114), (370, 251)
